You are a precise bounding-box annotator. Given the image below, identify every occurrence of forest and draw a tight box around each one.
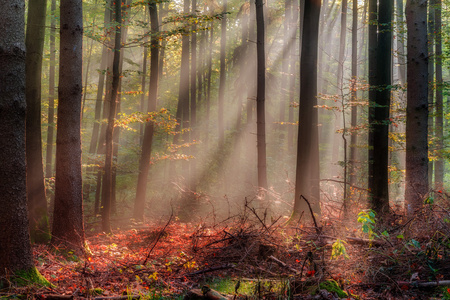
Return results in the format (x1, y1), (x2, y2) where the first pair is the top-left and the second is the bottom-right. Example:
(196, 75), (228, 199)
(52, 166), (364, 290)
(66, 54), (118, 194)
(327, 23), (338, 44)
(0, 0), (450, 298)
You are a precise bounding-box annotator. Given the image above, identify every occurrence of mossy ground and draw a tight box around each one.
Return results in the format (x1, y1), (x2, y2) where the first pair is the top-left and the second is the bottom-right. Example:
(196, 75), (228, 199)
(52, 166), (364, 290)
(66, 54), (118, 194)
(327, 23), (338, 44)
(13, 267), (53, 288)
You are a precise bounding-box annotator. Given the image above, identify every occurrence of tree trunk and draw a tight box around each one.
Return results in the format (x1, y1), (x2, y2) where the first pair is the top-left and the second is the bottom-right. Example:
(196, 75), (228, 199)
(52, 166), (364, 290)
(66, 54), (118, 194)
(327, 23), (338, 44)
(293, 0), (321, 217)
(433, 0), (443, 190)
(190, 0), (198, 190)
(0, 0), (35, 276)
(26, 0), (49, 243)
(287, 0), (298, 153)
(52, 0), (85, 251)
(101, 0), (121, 233)
(86, 1), (112, 205)
(46, 0), (57, 180)
(218, 0), (227, 147)
(368, 0), (392, 217)
(427, 3), (435, 188)
(337, 0), (348, 214)
(405, 0), (428, 215)
(133, 1), (159, 221)
(255, 0), (268, 192)
(348, 0), (358, 199)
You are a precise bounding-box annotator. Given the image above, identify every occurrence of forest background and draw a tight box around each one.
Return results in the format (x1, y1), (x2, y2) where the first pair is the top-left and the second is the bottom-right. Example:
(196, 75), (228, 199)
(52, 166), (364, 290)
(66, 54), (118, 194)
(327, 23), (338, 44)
(1, 0), (450, 298)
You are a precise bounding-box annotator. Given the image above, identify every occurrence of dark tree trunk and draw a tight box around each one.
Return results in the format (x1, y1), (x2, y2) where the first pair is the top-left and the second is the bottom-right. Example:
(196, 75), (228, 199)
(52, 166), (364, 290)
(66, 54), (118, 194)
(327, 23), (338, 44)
(101, 0), (121, 233)
(0, 0), (35, 276)
(405, 0), (428, 215)
(368, 0), (392, 217)
(52, 0), (85, 251)
(255, 0), (268, 191)
(26, 0), (49, 243)
(133, 1), (159, 221)
(46, 0), (57, 180)
(140, 27), (148, 144)
(293, 0), (321, 217)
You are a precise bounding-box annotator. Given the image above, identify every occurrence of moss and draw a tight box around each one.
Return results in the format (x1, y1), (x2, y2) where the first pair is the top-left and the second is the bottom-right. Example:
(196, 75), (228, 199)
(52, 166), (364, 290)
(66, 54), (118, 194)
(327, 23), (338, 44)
(13, 267), (53, 288)
(318, 280), (348, 298)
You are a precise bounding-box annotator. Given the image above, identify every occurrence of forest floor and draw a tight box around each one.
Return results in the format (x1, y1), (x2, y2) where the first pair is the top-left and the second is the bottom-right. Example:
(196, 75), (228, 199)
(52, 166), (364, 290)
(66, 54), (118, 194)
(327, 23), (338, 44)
(2, 201), (450, 299)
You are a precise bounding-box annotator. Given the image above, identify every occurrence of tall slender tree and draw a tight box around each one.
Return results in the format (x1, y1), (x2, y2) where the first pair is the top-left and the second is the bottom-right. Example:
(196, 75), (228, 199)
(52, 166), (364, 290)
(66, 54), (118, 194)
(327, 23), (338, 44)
(433, 0), (444, 190)
(218, 0), (227, 147)
(51, 0), (85, 251)
(190, 0), (198, 190)
(349, 0), (358, 196)
(0, 0), (36, 277)
(46, 0), (57, 180)
(255, 0), (267, 192)
(405, 0), (429, 215)
(368, 0), (393, 217)
(26, 0), (49, 243)
(101, 0), (122, 233)
(293, 0), (321, 216)
(134, 1), (159, 221)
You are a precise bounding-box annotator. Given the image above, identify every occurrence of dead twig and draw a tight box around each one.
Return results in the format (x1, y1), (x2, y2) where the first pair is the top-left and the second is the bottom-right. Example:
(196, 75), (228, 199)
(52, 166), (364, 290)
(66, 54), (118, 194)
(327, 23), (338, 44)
(301, 195), (321, 235)
(142, 210), (173, 265)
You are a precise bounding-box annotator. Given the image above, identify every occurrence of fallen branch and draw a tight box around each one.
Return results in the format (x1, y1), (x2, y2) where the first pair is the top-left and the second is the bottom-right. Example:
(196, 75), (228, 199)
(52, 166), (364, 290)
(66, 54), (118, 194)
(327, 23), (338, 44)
(142, 210), (173, 265)
(398, 280), (450, 288)
(301, 195), (321, 235)
(268, 255), (299, 274)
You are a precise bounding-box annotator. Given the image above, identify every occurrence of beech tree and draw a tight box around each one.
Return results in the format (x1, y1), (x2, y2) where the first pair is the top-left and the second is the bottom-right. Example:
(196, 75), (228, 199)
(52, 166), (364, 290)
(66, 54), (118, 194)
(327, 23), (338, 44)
(405, 0), (429, 215)
(25, 0), (49, 243)
(51, 0), (86, 251)
(0, 0), (35, 277)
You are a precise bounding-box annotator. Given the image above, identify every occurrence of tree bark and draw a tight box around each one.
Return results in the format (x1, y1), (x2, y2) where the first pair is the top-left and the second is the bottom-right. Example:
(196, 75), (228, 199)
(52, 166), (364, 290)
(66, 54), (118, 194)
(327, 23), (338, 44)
(101, 0), (122, 233)
(405, 0), (429, 215)
(0, 0), (35, 276)
(46, 0), (57, 180)
(255, 0), (268, 192)
(133, 1), (159, 221)
(26, 0), (49, 243)
(293, 0), (321, 217)
(368, 0), (392, 217)
(51, 0), (85, 251)
(349, 0), (358, 198)
(433, 0), (444, 190)
(190, 0), (198, 190)
(218, 0), (227, 147)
